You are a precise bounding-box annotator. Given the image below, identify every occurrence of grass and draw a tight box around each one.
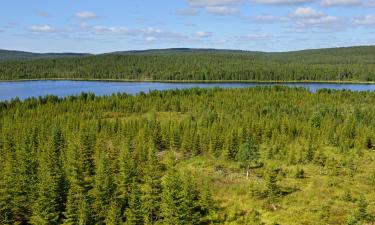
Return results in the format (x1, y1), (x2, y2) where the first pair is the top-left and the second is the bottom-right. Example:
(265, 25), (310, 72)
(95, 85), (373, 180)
(176, 149), (375, 224)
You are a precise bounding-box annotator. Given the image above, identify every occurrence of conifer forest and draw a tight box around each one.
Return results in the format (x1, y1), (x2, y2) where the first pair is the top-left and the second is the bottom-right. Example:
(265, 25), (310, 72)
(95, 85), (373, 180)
(2, 86), (375, 224)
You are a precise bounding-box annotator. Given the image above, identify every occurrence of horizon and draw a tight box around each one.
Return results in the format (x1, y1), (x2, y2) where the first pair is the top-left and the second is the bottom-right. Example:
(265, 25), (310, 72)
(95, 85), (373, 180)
(1, 0), (375, 53)
(1, 44), (375, 55)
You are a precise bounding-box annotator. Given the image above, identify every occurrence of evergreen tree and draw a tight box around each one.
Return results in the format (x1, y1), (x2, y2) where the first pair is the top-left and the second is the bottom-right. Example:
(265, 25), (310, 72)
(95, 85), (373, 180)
(265, 168), (280, 205)
(30, 130), (65, 225)
(63, 135), (92, 225)
(179, 172), (200, 224)
(161, 154), (183, 225)
(125, 181), (143, 225)
(105, 201), (122, 225)
(90, 137), (114, 224)
(152, 121), (164, 151)
(0, 147), (15, 224)
(235, 138), (260, 179)
(141, 145), (162, 225)
(12, 134), (38, 224)
(116, 144), (136, 215)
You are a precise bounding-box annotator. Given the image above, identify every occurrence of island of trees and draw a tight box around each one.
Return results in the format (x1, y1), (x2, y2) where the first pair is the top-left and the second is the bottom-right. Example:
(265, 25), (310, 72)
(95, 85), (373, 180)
(1, 87), (375, 224)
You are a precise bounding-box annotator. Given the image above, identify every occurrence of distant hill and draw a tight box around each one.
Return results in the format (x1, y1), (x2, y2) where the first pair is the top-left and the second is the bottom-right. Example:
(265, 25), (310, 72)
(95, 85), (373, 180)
(1, 46), (375, 63)
(259, 45), (375, 64)
(0, 50), (91, 62)
(108, 48), (264, 55)
(1, 45), (375, 82)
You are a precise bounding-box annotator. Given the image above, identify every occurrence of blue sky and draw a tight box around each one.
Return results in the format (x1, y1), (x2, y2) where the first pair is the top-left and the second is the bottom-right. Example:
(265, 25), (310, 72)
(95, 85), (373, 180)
(0, 0), (374, 53)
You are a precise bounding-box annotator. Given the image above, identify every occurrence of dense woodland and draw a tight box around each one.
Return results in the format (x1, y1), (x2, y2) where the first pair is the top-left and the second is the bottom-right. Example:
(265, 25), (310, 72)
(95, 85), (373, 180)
(1, 46), (375, 81)
(1, 87), (375, 224)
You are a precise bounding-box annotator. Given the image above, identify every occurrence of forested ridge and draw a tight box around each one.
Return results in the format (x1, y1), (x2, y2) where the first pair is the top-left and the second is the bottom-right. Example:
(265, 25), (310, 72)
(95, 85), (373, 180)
(0, 50), (90, 62)
(1, 87), (375, 224)
(1, 46), (375, 81)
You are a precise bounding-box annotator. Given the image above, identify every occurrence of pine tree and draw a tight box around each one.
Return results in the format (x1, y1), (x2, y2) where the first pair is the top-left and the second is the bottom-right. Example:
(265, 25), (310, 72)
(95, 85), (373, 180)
(90, 137), (114, 224)
(105, 201), (122, 225)
(235, 138), (260, 179)
(30, 130), (65, 225)
(161, 154), (183, 225)
(63, 134), (92, 225)
(152, 121), (164, 151)
(125, 181), (143, 225)
(179, 172), (200, 224)
(170, 126), (181, 151)
(0, 144), (15, 225)
(266, 168), (280, 205)
(142, 145), (162, 225)
(116, 144), (136, 214)
(63, 184), (90, 225)
(12, 134), (38, 224)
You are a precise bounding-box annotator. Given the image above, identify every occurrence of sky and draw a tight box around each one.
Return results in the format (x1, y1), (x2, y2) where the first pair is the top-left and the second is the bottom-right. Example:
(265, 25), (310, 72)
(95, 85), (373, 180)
(0, 0), (374, 53)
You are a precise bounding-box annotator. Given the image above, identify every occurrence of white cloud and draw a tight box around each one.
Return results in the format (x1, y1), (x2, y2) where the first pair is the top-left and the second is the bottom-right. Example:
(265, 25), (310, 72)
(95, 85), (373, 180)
(239, 34), (272, 41)
(320, 0), (362, 6)
(142, 28), (162, 34)
(288, 7), (340, 29)
(195, 31), (211, 38)
(145, 36), (156, 42)
(30, 25), (56, 33)
(75, 11), (97, 19)
(241, 14), (286, 23)
(255, 0), (312, 5)
(88, 25), (187, 42)
(295, 16), (339, 28)
(93, 26), (132, 35)
(187, 0), (242, 6)
(353, 15), (375, 25)
(254, 14), (280, 22)
(368, 0), (375, 6)
(176, 8), (199, 16)
(205, 6), (239, 15)
(289, 7), (324, 18)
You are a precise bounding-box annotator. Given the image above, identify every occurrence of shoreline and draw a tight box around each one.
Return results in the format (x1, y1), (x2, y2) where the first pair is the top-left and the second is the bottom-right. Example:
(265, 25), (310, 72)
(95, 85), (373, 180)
(1, 78), (375, 84)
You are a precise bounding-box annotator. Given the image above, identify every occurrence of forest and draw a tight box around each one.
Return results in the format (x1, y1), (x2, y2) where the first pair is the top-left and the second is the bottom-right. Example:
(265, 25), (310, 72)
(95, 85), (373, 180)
(1, 87), (375, 224)
(1, 46), (375, 81)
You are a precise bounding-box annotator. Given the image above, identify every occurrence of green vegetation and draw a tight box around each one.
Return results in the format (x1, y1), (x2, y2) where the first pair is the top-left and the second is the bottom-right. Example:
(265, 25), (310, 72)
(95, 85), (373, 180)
(1, 87), (375, 224)
(1, 46), (375, 81)
(0, 49), (89, 62)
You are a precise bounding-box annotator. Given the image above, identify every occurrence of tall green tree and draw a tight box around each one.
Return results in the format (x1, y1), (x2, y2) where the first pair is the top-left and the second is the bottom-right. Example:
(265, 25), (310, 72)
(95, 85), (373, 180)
(141, 145), (162, 225)
(235, 138), (260, 179)
(125, 181), (143, 225)
(30, 129), (66, 225)
(161, 154), (183, 225)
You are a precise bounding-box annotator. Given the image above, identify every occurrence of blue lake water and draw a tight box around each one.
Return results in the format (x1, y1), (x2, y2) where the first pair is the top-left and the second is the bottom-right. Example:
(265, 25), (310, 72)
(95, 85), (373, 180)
(1, 80), (375, 101)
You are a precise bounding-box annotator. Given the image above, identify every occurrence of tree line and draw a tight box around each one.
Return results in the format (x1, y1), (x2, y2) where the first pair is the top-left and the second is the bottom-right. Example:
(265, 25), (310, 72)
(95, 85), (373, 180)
(1, 51), (375, 81)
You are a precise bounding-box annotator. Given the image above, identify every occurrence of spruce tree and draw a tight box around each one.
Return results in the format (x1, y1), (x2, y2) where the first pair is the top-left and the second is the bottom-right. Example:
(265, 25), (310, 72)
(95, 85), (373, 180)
(125, 181), (143, 225)
(30, 130), (65, 225)
(179, 172), (200, 224)
(235, 138), (260, 179)
(0, 148), (15, 224)
(266, 168), (280, 205)
(161, 154), (183, 225)
(116, 144), (136, 214)
(141, 145), (162, 225)
(90, 137), (114, 224)
(105, 201), (122, 225)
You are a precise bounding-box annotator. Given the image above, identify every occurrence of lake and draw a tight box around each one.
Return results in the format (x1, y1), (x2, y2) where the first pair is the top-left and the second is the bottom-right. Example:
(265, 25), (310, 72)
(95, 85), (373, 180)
(2, 80), (375, 101)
